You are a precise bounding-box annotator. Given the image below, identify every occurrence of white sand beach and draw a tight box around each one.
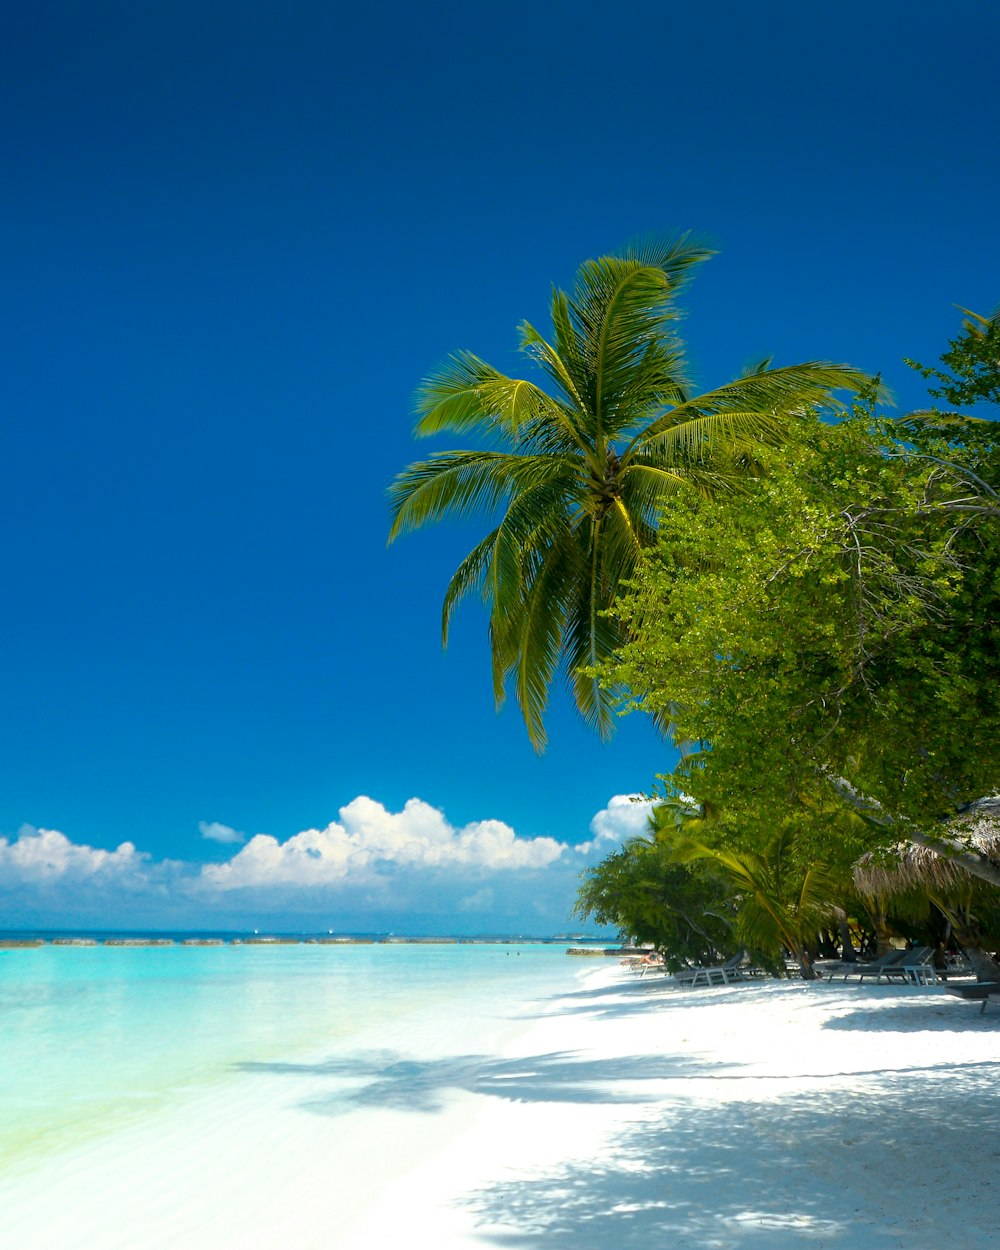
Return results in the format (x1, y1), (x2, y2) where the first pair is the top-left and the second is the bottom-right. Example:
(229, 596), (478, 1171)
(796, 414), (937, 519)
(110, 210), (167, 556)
(4, 962), (999, 1249)
(344, 966), (1000, 1250)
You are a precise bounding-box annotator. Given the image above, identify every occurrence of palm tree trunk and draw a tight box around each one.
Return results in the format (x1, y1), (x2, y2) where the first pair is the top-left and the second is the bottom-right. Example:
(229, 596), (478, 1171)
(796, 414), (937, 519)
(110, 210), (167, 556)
(871, 909), (894, 959)
(959, 944), (1000, 982)
(949, 916), (1000, 981)
(838, 918), (858, 962)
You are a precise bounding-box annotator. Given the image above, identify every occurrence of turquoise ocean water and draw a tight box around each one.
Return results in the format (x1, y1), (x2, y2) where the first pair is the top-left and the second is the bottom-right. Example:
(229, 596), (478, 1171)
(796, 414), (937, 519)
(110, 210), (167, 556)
(0, 941), (587, 1178)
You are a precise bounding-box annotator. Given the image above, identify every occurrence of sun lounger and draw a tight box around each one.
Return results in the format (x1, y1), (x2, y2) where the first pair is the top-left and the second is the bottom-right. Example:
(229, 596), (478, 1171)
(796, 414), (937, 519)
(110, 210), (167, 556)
(945, 981), (1000, 1014)
(620, 951), (665, 976)
(674, 953), (750, 988)
(828, 949), (908, 982)
(877, 946), (939, 985)
(637, 954), (665, 977)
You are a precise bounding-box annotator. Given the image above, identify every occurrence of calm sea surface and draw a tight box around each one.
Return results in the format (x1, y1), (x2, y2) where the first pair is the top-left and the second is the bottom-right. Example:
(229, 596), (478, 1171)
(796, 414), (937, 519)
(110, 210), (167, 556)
(0, 941), (588, 1175)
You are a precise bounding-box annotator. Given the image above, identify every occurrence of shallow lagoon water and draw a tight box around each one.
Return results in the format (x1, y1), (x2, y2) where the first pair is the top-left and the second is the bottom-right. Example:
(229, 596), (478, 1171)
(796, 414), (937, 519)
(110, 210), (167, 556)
(0, 943), (584, 1179)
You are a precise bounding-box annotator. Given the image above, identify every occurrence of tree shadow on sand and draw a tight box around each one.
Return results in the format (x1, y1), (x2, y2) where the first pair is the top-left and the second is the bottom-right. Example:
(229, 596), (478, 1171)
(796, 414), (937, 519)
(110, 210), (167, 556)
(241, 1037), (1000, 1246)
(239, 982), (1000, 1246)
(458, 1067), (1000, 1249)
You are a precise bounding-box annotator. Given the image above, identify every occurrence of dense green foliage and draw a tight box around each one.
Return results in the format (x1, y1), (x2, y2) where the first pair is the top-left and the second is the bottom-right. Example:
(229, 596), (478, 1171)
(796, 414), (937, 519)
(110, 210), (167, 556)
(671, 828), (841, 978)
(389, 236), (869, 749)
(575, 794), (865, 975)
(576, 300), (1000, 970)
(573, 838), (736, 969)
(603, 407), (1000, 872)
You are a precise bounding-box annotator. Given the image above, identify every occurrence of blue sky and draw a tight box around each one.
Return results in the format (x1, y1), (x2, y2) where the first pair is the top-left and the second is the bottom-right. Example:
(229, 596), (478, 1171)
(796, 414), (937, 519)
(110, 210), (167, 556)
(2, 1), (997, 932)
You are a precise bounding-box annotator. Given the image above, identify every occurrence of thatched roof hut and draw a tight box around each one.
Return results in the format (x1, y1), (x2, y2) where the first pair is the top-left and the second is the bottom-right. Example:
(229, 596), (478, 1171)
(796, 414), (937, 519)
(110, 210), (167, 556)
(853, 806), (1000, 898)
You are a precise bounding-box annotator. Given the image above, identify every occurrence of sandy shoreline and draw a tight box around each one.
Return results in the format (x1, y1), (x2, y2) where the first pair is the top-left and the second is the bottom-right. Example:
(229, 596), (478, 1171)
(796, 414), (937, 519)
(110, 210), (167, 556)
(4, 962), (999, 1248)
(344, 965), (1000, 1249)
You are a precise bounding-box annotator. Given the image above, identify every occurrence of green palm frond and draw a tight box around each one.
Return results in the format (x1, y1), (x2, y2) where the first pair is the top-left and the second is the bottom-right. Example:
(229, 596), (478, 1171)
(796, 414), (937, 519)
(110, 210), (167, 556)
(441, 527), (501, 646)
(563, 529), (626, 742)
(567, 235), (712, 438)
(637, 410), (790, 463)
(623, 455), (746, 504)
(647, 795), (704, 840)
(568, 635), (620, 740)
(523, 308), (591, 422)
(414, 352), (569, 445)
(621, 231), (717, 279)
(798, 860), (842, 921)
(671, 838), (752, 887)
(955, 305), (1000, 334)
(581, 262), (676, 428)
(601, 496), (650, 585)
(889, 410), (989, 433)
(439, 485), (575, 635)
(734, 895), (790, 957)
(671, 832), (839, 959)
(387, 451), (573, 540)
(619, 462), (700, 514)
(388, 451), (514, 539)
(611, 340), (691, 441)
(481, 489), (584, 715)
(624, 363), (874, 460)
(512, 532), (580, 750)
(485, 484), (576, 631)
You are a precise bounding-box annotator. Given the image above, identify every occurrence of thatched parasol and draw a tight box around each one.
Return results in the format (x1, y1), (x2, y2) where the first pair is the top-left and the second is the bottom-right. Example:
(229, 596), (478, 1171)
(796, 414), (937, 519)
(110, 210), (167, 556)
(853, 811), (1000, 898)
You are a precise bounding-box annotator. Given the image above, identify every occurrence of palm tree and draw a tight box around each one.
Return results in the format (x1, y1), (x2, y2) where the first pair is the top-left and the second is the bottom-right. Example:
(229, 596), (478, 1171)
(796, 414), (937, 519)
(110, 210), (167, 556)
(673, 828), (841, 980)
(388, 235), (871, 750)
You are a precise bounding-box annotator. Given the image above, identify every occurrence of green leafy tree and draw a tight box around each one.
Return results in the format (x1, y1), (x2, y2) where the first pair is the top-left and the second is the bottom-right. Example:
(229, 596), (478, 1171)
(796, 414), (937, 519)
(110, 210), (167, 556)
(604, 409), (1000, 891)
(573, 838), (737, 970)
(906, 304), (1000, 409)
(389, 236), (869, 749)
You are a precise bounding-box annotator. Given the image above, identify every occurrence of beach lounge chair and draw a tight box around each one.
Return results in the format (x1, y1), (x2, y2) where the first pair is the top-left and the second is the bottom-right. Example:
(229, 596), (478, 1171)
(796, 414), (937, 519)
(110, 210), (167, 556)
(674, 953), (749, 988)
(828, 948), (908, 982)
(637, 953), (665, 977)
(945, 981), (1000, 1014)
(877, 946), (939, 985)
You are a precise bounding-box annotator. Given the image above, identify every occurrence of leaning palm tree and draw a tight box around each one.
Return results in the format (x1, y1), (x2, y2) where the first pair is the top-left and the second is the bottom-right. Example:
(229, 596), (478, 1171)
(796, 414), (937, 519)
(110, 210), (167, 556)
(388, 235), (871, 750)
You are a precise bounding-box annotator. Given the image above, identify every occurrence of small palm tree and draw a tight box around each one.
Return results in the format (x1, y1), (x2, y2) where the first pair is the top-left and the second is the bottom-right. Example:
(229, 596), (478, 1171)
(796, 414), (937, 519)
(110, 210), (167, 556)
(389, 235), (870, 750)
(673, 828), (840, 979)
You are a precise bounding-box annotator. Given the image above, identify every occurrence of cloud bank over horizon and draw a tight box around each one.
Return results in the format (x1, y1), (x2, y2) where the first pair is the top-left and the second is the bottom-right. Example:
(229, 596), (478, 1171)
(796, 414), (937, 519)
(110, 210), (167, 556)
(0, 794), (653, 934)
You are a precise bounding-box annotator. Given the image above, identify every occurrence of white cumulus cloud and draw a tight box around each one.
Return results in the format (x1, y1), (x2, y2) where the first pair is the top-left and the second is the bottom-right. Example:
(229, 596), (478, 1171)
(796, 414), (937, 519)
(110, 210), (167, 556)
(0, 826), (149, 884)
(0, 794), (632, 933)
(198, 821), (246, 844)
(575, 793), (655, 854)
(200, 796), (566, 891)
